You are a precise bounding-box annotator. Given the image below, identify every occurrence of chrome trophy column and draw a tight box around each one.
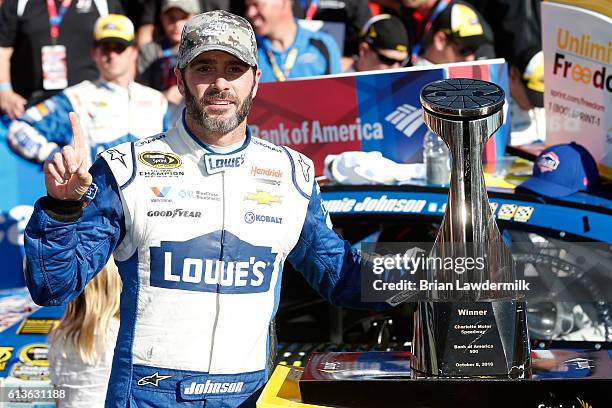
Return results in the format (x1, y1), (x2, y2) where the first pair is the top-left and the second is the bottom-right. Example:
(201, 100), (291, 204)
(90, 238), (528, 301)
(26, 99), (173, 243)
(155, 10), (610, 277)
(412, 78), (530, 378)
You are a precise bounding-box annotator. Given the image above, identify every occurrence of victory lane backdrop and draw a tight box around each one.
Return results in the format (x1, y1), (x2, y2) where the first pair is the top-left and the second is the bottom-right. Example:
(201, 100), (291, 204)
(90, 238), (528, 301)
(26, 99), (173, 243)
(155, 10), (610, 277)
(0, 60), (511, 289)
(249, 59), (511, 175)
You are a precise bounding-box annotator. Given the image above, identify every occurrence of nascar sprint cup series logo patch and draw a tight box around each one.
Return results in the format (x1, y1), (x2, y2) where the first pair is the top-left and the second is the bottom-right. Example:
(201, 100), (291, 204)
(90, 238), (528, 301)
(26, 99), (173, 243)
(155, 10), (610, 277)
(138, 152), (183, 169)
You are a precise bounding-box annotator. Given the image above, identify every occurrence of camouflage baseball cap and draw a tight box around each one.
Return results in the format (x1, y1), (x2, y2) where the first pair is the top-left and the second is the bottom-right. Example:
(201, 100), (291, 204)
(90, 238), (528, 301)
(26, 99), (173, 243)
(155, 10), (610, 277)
(177, 10), (258, 69)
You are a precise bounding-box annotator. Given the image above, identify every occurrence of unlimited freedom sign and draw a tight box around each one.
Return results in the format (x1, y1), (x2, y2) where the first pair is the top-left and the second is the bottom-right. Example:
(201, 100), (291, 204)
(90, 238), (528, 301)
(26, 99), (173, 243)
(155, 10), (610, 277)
(250, 59), (511, 175)
(542, 1), (612, 177)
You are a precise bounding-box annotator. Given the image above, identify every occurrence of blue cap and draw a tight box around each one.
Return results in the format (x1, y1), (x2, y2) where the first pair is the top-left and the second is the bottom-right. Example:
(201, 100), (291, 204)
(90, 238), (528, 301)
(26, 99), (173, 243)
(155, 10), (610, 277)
(519, 143), (599, 197)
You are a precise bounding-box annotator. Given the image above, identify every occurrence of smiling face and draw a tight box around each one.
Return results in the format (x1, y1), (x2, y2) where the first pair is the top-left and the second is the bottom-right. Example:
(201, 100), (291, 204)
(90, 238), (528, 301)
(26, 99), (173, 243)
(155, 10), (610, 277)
(176, 50), (261, 135)
(245, 0), (286, 37)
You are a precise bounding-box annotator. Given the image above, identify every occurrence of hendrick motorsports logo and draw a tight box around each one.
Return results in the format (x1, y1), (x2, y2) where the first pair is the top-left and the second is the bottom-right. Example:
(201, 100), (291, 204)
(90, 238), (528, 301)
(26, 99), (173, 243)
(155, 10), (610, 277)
(250, 166), (282, 178)
(138, 152), (182, 169)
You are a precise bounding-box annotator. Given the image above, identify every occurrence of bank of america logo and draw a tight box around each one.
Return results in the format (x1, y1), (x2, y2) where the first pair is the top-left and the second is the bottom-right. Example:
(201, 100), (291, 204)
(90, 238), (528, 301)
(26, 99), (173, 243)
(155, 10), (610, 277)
(385, 104), (426, 138)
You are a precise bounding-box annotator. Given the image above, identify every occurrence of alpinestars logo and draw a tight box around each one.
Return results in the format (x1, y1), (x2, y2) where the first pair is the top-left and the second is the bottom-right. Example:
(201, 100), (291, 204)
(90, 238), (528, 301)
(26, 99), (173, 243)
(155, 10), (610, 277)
(106, 149), (127, 167)
(137, 372), (172, 386)
(297, 154), (310, 182)
(385, 104), (426, 138)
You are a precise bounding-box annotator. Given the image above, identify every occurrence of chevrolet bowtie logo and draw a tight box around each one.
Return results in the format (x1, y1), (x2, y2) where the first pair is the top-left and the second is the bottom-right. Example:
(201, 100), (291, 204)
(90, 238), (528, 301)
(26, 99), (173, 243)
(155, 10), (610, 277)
(245, 190), (282, 205)
(137, 372), (172, 387)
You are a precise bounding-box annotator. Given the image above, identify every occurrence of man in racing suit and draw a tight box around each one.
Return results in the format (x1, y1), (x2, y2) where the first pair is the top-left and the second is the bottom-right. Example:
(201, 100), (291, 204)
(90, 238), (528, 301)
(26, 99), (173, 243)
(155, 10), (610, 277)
(24, 10), (376, 407)
(7, 14), (170, 164)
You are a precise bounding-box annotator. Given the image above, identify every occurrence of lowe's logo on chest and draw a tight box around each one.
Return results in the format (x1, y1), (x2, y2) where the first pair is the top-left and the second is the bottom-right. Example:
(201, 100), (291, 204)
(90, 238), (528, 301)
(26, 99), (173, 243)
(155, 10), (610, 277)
(149, 231), (276, 294)
(204, 153), (245, 174)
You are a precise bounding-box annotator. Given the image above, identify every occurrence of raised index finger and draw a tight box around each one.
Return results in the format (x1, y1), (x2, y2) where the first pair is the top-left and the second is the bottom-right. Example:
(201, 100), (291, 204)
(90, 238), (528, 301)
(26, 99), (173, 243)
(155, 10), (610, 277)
(69, 112), (87, 156)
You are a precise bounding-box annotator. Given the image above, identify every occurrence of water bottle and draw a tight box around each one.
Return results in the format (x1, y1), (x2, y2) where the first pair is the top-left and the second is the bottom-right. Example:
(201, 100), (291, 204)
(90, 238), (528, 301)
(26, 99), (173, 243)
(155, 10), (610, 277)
(423, 130), (450, 185)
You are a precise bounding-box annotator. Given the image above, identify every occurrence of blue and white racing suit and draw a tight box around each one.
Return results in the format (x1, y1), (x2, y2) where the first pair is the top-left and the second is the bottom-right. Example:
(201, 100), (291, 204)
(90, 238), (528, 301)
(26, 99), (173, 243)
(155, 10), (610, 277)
(8, 79), (170, 164)
(24, 113), (372, 407)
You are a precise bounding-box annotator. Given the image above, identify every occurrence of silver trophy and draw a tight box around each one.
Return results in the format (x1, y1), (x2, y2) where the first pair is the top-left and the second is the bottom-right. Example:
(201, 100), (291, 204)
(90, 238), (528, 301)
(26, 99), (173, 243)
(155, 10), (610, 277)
(412, 78), (530, 378)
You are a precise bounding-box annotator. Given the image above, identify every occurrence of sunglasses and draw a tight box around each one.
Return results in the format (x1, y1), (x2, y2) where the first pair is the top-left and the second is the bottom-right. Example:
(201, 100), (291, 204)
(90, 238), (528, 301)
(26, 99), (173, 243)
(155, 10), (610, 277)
(372, 47), (409, 67)
(97, 42), (130, 54)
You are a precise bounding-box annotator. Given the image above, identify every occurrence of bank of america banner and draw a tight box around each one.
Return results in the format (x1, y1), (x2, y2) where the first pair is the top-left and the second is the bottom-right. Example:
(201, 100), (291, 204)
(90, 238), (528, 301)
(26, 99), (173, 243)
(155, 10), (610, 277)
(250, 58), (511, 175)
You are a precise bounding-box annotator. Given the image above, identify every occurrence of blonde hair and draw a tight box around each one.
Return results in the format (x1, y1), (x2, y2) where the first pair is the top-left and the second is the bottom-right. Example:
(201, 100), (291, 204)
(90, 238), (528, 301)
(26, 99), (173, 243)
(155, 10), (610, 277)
(50, 258), (121, 365)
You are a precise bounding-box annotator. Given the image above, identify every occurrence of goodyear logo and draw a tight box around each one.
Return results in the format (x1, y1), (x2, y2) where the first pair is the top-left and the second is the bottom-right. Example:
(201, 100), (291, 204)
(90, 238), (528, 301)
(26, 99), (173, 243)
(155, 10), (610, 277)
(138, 152), (182, 169)
(150, 231), (276, 294)
(17, 319), (60, 335)
(245, 190), (281, 205)
(0, 346), (14, 370)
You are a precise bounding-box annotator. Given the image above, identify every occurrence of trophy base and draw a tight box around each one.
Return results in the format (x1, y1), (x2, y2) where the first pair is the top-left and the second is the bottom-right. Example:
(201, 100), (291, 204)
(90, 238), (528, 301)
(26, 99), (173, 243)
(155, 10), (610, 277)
(299, 351), (611, 408)
(412, 301), (531, 378)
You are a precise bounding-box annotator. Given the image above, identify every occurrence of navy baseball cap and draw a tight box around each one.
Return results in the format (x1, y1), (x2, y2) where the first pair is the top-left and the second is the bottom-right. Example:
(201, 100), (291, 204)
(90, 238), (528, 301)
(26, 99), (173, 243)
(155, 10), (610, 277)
(518, 143), (599, 197)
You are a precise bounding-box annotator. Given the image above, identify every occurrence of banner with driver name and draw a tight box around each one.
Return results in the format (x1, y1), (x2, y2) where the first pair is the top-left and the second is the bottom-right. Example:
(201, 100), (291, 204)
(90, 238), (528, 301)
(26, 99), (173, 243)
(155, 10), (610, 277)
(249, 58), (511, 175)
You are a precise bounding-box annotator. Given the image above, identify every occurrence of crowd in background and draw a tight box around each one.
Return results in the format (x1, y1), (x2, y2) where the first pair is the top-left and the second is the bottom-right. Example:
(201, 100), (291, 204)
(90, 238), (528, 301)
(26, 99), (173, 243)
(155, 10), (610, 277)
(0, 0), (546, 147)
